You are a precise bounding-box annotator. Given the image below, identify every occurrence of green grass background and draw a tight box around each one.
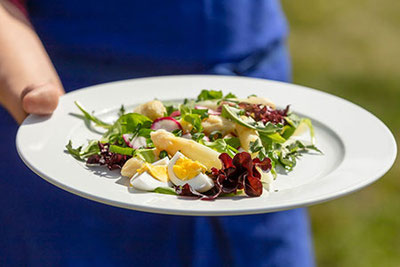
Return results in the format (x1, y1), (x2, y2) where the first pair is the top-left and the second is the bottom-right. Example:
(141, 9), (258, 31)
(282, 1), (400, 266)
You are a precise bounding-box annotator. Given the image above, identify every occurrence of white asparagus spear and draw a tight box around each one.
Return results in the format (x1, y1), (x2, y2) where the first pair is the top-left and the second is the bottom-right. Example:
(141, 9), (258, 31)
(151, 129), (222, 170)
(235, 124), (260, 152)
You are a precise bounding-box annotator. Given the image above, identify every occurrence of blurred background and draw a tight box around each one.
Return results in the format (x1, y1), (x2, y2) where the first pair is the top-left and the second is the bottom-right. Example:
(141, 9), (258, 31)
(282, 1), (400, 266)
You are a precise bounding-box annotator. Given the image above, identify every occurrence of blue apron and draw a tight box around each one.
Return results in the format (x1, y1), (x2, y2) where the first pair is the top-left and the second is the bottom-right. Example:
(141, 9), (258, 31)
(0, 1), (314, 266)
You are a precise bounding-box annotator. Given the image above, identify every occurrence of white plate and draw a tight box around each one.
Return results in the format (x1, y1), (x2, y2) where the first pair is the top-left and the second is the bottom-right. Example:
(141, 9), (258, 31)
(16, 75), (397, 216)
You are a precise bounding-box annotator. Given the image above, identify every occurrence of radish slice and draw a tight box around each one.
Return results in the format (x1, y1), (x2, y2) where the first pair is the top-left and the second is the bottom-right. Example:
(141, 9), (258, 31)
(170, 110), (181, 117)
(151, 117), (182, 132)
(131, 136), (147, 148)
(122, 134), (147, 148)
(195, 105), (221, 116)
(122, 134), (134, 147)
(203, 135), (210, 142)
(194, 105), (208, 110)
(208, 110), (221, 115)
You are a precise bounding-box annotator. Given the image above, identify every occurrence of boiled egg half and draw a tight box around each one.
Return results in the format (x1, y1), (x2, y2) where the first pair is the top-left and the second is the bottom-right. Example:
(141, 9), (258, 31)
(130, 157), (170, 191)
(168, 152), (214, 193)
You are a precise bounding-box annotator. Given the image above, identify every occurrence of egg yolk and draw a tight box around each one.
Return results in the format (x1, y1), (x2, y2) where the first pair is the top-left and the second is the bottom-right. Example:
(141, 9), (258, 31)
(137, 163), (169, 183)
(173, 158), (207, 180)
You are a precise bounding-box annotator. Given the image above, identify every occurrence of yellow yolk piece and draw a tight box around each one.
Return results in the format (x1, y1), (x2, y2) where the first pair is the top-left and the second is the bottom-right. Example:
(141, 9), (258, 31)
(137, 163), (169, 183)
(173, 158), (207, 180)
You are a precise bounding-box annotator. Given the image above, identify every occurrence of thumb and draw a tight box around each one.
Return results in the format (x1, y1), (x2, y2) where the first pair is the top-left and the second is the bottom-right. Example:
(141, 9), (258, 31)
(21, 83), (63, 116)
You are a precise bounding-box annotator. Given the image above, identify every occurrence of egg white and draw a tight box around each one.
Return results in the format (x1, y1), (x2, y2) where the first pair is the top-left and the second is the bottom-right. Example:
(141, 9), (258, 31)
(130, 157), (170, 191)
(258, 167), (274, 191)
(168, 152), (214, 193)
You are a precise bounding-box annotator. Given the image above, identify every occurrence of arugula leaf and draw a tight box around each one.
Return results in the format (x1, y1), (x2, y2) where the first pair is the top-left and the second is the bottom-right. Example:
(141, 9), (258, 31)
(74, 101), (111, 128)
(102, 113), (152, 143)
(270, 140), (322, 172)
(196, 89), (223, 101)
(259, 132), (287, 144)
(153, 187), (178, 196)
(224, 92), (237, 99)
(221, 104), (283, 133)
(80, 140), (100, 157)
(196, 89), (237, 102)
(138, 128), (153, 138)
(224, 137), (241, 149)
(204, 138), (239, 157)
(179, 105), (204, 132)
(191, 132), (205, 142)
(65, 140), (84, 161)
(285, 114), (316, 145)
(191, 108), (209, 119)
(183, 114), (203, 132)
(66, 140), (100, 161)
(249, 139), (268, 160)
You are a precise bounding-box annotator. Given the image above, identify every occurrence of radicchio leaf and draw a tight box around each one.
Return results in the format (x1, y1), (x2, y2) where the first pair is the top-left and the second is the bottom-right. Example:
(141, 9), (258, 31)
(175, 152), (272, 200)
(86, 142), (131, 170)
(238, 103), (289, 125)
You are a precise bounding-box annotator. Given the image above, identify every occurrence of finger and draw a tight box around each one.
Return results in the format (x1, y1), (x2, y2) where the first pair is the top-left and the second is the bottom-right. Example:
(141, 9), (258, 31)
(21, 83), (62, 115)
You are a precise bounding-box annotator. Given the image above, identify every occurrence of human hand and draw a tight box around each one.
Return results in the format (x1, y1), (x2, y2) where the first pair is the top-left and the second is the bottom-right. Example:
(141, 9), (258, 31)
(0, 2), (64, 124)
(17, 82), (64, 123)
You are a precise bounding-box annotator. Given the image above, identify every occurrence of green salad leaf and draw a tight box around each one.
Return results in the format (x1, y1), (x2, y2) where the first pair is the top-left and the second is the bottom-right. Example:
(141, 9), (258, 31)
(65, 141), (84, 161)
(109, 145), (135, 156)
(74, 101), (111, 128)
(204, 138), (239, 158)
(196, 89), (224, 101)
(66, 140), (100, 161)
(179, 105), (206, 132)
(196, 89), (237, 102)
(135, 149), (156, 163)
(266, 140), (322, 172)
(221, 104), (283, 133)
(249, 139), (268, 160)
(165, 105), (178, 116)
(102, 113), (152, 143)
(80, 140), (100, 157)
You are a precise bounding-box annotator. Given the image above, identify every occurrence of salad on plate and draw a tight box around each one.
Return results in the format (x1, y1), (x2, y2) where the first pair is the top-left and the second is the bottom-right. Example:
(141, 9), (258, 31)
(66, 90), (321, 200)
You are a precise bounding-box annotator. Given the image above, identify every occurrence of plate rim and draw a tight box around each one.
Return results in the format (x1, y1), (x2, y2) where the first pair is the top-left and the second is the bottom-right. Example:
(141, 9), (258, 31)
(16, 75), (398, 216)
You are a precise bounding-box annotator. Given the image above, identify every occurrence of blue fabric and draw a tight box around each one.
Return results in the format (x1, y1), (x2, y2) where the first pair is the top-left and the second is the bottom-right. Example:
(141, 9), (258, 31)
(0, 1), (314, 266)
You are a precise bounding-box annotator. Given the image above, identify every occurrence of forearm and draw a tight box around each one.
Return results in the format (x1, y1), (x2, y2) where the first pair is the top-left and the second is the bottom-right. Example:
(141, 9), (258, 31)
(0, 1), (63, 123)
